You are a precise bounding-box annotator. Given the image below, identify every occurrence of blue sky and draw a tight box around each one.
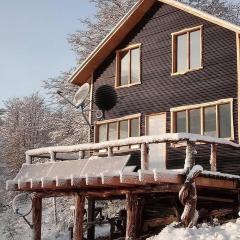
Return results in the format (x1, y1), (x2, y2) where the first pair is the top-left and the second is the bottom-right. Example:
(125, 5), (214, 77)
(0, 0), (95, 108)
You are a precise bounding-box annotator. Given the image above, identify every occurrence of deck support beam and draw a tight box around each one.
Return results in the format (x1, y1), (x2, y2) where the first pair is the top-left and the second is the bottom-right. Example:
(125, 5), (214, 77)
(73, 194), (85, 240)
(126, 193), (139, 240)
(32, 196), (42, 240)
(87, 199), (95, 240)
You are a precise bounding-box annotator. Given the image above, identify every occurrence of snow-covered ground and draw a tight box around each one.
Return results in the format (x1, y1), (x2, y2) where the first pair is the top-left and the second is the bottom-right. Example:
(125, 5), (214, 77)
(148, 219), (240, 240)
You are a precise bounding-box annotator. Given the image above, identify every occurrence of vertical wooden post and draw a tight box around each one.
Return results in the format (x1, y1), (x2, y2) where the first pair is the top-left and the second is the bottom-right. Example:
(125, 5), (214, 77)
(210, 144), (217, 172)
(184, 141), (196, 171)
(126, 193), (138, 240)
(50, 151), (56, 162)
(233, 191), (240, 218)
(141, 143), (148, 170)
(79, 151), (85, 160)
(32, 196), (42, 240)
(87, 199), (95, 240)
(108, 147), (113, 157)
(26, 154), (32, 164)
(73, 194), (85, 240)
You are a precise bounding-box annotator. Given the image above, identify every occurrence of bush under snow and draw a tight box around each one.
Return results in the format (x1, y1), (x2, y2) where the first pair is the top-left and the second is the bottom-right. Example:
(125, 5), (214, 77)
(148, 219), (240, 240)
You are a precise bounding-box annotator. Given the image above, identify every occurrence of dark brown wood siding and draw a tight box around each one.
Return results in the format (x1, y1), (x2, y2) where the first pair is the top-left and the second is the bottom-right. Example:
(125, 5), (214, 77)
(91, 2), (239, 175)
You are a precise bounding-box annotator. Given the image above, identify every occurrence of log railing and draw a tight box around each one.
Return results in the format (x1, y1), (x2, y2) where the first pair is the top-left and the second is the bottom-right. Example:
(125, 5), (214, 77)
(25, 133), (240, 172)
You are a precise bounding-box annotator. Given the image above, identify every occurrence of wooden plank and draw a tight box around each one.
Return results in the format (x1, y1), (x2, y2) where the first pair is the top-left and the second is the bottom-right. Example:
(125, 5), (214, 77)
(71, 176), (87, 188)
(196, 177), (237, 189)
(74, 194), (85, 240)
(154, 170), (184, 184)
(138, 170), (155, 183)
(120, 172), (143, 185)
(32, 196), (42, 240)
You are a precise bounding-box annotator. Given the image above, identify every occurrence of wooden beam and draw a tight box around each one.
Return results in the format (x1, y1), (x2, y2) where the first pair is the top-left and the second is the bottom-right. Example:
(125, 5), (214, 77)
(73, 194), (85, 240)
(87, 199), (95, 240)
(32, 196), (42, 240)
(126, 193), (138, 240)
(196, 177), (237, 190)
(141, 143), (148, 170)
(210, 144), (217, 172)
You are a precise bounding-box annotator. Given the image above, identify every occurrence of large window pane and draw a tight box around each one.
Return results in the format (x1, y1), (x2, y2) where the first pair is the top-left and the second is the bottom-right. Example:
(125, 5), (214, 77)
(119, 120), (128, 139)
(119, 120), (128, 150)
(120, 51), (130, 86)
(219, 103), (231, 138)
(130, 118), (140, 149)
(131, 48), (140, 84)
(177, 34), (188, 73)
(176, 111), (186, 132)
(189, 109), (201, 134)
(130, 118), (139, 137)
(108, 122), (117, 141)
(204, 106), (216, 137)
(98, 124), (107, 142)
(190, 30), (201, 69)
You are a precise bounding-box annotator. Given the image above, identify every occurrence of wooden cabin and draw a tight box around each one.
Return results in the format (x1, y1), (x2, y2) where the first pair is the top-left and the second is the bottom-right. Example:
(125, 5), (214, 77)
(7, 0), (240, 239)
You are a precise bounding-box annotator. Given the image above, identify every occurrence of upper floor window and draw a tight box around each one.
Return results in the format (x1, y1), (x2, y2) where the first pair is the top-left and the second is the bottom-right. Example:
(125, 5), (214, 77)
(171, 99), (233, 139)
(172, 26), (203, 74)
(116, 44), (141, 88)
(95, 114), (141, 150)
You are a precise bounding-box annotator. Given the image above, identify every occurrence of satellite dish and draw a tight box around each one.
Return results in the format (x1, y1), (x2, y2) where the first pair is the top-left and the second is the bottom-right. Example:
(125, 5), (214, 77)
(95, 85), (117, 112)
(13, 193), (32, 217)
(57, 83), (91, 127)
(73, 83), (90, 108)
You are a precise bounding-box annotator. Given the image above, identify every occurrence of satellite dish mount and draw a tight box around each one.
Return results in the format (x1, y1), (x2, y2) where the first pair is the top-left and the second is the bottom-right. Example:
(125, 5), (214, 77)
(57, 83), (91, 127)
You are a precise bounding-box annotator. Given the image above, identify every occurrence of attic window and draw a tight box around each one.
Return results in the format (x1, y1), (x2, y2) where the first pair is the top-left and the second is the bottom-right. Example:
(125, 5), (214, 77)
(172, 26), (203, 75)
(116, 44), (141, 87)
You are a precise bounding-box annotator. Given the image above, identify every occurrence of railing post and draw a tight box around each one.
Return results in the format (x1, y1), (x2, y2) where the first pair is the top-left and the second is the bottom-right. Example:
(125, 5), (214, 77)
(50, 151), (56, 162)
(108, 147), (113, 157)
(79, 151), (85, 160)
(141, 143), (148, 170)
(26, 154), (32, 164)
(210, 144), (217, 172)
(184, 141), (197, 171)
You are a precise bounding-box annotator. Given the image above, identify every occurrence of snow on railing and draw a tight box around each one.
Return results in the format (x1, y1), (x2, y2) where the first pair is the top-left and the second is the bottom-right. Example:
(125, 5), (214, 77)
(25, 133), (240, 171)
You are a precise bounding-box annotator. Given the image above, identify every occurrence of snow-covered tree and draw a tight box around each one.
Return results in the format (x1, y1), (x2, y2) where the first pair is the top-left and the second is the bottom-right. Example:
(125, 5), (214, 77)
(178, 0), (240, 24)
(0, 93), (53, 176)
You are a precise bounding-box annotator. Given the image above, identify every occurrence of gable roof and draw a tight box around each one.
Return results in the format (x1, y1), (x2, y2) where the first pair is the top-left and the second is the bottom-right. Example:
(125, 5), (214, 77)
(69, 0), (240, 86)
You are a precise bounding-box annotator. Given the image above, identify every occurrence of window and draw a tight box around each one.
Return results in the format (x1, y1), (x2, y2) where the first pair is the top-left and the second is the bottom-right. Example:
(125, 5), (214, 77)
(172, 26), (202, 74)
(95, 114), (141, 150)
(171, 99), (233, 139)
(116, 44), (141, 87)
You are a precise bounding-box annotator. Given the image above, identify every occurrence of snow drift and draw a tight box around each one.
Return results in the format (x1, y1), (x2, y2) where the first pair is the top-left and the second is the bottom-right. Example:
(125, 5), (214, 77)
(147, 219), (240, 240)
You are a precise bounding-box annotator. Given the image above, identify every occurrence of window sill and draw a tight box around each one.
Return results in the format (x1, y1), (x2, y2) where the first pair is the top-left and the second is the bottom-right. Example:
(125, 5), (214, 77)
(171, 66), (203, 76)
(115, 81), (141, 89)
